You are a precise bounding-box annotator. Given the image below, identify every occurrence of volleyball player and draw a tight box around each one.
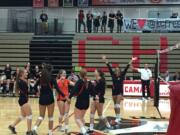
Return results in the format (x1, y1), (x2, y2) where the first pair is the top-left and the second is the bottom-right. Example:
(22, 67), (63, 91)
(89, 69), (111, 133)
(32, 64), (66, 135)
(57, 69), (75, 133)
(8, 69), (33, 135)
(68, 68), (94, 135)
(102, 55), (135, 123)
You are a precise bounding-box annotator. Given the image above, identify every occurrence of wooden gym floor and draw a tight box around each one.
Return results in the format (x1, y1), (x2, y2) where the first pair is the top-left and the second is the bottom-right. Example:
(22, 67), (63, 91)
(0, 90), (170, 135)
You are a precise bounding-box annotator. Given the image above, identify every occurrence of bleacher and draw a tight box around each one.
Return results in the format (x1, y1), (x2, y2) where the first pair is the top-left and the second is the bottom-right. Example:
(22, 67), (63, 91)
(0, 33), (33, 69)
(0, 33), (180, 86)
(30, 34), (74, 74)
(72, 33), (180, 85)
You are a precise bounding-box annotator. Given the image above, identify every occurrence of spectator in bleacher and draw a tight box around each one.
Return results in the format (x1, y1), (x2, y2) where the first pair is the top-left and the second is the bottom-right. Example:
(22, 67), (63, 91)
(93, 11), (100, 33)
(34, 65), (41, 80)
(163, 70), (170, 82)
(172, 72), (180, 81)
(0, 67), (4, 92)
(101, 11), (107, 33)
(108, 11), (115, 33)
(170, 13), (178, 18)
(86, 10), (93, 33)
(4, 64), (12, 95)
(40, 10), (48, 34)
(78, 10), (86, 33)
(116, 10), (123, 33)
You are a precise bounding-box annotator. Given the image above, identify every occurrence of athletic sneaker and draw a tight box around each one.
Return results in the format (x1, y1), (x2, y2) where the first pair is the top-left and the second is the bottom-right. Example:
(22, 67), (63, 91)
(115, 118), (121, 123)
(8, 125), (17, 134)
(58, 125), (65, 132)
(32, 130), (38, 135)
(148, 97), (152, 100)
(26, 131), (33, 135)
(86, 129), (94, 134)
(65, 128), (70, 134)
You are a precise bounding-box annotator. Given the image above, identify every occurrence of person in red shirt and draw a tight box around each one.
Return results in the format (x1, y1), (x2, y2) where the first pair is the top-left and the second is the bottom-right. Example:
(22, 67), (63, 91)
(167, 83), (180, 135)
(57, 69), (74, 133)
(78, 10), (86, 33)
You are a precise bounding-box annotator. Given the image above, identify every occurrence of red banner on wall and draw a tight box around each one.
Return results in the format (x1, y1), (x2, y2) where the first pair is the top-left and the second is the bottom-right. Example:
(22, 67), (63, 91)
(48, 0), (59, 7)
(33, 0), (44, 8)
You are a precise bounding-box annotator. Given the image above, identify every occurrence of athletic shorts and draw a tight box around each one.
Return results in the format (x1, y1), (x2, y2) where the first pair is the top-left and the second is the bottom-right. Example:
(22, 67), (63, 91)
(112, 89), (122, 96)
(39, 95), (54, 105)
(93, 96), (105, 103)
(75, 99), (89, 110)
(18, 97), (28, 107)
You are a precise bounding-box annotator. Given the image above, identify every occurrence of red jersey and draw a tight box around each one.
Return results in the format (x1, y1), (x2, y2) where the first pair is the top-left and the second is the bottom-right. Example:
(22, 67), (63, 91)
(57, 79), (70, 101)
(167, 83), (180, 135)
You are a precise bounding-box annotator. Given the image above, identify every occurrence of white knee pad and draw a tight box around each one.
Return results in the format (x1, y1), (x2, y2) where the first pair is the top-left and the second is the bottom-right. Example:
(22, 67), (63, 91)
(38, 116), (44, 121)
(26, 115), (32, 120)
(19, 116), (25, 120)
(64, 113), (68, 118)
(99, 115), (105, 120)
(49, 117), (53, 121)
(115, 104), (120, 109)
(90, 113), (95, 119)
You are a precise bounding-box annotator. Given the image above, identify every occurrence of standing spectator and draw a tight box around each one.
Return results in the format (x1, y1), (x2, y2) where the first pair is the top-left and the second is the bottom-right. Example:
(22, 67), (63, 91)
(116, 10), (123, 33)
(131, 64), (152, 100)
(172, 72), (180, 81)
(40, 10), (48, 34)
(101, 11), (107, 33)
(108, 11), (115, 33)
(4, 64), (12, 95)
(93, 12), (100, 33)
(78, 10), (86, 33)
(86, 10), (93, 33)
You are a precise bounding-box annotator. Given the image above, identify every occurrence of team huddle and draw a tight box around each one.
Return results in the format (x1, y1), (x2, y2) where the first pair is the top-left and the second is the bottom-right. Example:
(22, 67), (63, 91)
(8, 56), (136, 135)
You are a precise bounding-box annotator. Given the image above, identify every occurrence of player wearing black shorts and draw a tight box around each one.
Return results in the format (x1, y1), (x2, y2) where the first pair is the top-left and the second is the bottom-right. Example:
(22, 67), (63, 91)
(68, 68), (94, 135)
(102, 55), (135, 123)
(32, 64), (65, 135)
(89, 69), (111, 133)
(8, 70), (33, 135)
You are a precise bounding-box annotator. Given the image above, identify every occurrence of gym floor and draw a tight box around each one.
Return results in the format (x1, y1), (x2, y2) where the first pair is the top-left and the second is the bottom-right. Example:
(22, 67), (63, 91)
(0, 90), (169, 135)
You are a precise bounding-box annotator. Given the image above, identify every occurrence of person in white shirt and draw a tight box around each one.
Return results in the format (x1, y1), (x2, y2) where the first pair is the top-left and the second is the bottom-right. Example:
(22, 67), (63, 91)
(131, 64), (152, 100)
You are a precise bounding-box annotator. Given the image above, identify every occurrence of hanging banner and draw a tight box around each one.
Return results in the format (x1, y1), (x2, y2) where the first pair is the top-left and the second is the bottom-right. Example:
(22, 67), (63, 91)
(33, 0), (44, 8)
(48, 0), (59, 7)
(123, 18), (180, 32)
(78, 0), (89, 7)
(92, 0), (180, 6)
(63, 0), (73, 7)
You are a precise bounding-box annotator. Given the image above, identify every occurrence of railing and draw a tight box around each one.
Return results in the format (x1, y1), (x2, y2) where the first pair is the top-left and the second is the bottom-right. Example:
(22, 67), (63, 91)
(0, 17), (77, 34)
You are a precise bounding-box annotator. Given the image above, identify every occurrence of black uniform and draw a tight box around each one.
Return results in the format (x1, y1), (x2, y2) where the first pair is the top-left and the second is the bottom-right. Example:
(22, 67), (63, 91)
(34, 78), (65, 105)
(40, 13), (48, 22)
(116, 12), (123, 33)
(108, 13), (115, 33)
(107, 63), (129, 96)
(93, 78), (106, 103)
(4, 67), (12, 79)
(102, 15), (107, 26)
(69, 79), (94, 110)
(86, 13), (93, 33)
(18, 79), (29, 106)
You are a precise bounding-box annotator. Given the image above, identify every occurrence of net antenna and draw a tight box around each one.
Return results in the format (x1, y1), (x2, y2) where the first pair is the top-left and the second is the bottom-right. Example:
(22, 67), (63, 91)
(154, 42), (180, 118)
